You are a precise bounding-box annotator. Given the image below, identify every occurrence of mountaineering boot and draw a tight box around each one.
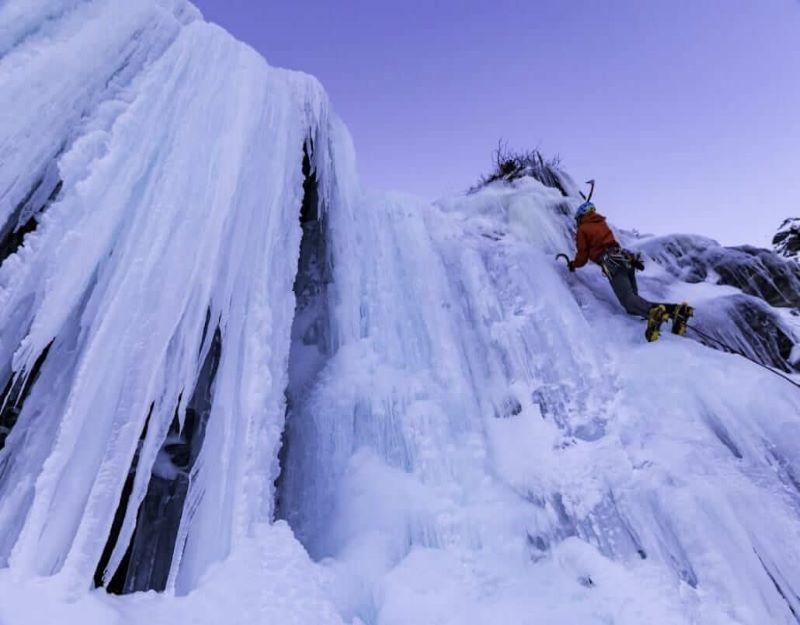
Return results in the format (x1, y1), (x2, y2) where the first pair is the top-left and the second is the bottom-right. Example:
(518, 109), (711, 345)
(671, 302), (694, 336)
(645, 304), (669, 342)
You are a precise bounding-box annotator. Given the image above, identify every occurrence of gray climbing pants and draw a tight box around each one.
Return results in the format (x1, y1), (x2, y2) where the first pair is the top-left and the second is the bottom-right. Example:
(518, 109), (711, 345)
(606, 263), (654, 318)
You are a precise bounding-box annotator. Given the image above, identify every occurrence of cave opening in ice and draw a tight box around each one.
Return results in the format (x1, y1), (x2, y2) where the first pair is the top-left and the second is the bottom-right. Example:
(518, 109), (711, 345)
(275, 137), (333, 553)
(93, 322), (223, 593)
(89, 134), (330, 594)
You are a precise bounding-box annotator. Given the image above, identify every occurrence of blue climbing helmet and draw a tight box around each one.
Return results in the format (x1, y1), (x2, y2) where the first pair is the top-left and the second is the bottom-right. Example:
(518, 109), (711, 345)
(575, 201), (596, 224)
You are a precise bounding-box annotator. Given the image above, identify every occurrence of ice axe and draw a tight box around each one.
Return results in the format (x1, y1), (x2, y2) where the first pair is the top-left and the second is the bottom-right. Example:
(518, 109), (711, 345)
(555, 253), (575, 272)
(578, 179), (595, 202)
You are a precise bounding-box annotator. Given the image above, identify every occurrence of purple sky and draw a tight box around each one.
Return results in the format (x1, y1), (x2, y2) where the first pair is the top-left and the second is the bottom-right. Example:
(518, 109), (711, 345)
(192, 0), (800, 246)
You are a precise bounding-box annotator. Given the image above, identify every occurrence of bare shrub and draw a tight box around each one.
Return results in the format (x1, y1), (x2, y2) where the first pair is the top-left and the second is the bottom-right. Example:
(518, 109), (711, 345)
(470, 140), (567, 196)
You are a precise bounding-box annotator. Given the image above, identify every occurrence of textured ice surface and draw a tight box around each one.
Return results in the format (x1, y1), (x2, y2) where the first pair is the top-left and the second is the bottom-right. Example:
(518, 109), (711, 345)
(0, 0), (341, 596)
(1, 2), (800, 625)
(277, 178), (800, 624)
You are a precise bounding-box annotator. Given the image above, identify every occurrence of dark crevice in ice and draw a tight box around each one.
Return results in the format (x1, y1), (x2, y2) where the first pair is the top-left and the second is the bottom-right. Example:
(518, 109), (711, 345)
(198, 307), (212, 356)
(0, 169), (63, 267)
(300, 140), (319, 224)
(101, 326), (222, 594)
(274, 139), (332, 547)
(125, 327), (220, 593)
(650, 503), (698, 588)
(94, 402), (154, 592)
(701, 412), (743, 459)
(754, 549), (800, 622)
(0, 342), (52, 452)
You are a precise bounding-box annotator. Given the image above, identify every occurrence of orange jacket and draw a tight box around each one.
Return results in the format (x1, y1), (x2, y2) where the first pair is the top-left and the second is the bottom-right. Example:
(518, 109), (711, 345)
(573, 213), (618, 268)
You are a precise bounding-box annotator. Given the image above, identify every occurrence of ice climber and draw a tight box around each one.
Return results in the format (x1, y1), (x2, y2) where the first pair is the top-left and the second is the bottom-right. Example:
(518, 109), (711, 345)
(568, 201), (693, 342)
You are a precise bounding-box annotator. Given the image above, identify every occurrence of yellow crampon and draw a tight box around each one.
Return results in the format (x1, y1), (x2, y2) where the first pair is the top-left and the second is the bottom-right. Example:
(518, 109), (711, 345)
(645, 305), (669, 342)
(671, 302), (694, 336)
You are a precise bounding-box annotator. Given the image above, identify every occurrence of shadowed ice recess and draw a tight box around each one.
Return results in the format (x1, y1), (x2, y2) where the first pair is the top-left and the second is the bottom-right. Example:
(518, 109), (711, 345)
(0, 2), (799, 624)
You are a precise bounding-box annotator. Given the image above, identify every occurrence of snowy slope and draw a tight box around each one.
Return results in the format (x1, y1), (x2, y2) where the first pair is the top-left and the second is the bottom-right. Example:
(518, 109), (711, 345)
(1, 2), (800, 625)
(278, 178), (800, 625)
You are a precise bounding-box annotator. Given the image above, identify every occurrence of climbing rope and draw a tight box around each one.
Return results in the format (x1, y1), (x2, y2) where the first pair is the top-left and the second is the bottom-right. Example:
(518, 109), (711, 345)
(553, 250), (799, 390)
(686, 324), (800, 390)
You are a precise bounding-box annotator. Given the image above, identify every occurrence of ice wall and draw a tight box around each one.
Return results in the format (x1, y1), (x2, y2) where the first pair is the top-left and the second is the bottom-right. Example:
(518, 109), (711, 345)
(279, 177), (800, 624)
(1, 2), (800, 625)
(0, 0), (352, 597)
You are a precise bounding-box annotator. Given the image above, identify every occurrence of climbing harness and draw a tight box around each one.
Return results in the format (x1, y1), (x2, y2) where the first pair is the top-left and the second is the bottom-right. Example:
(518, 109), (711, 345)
(599, 246), (631, 278)
(598, 246), (643, 278)
(686, 324), (800, 390)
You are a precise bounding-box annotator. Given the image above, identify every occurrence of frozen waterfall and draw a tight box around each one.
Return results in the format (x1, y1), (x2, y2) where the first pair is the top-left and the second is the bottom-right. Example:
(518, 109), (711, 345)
(1, 2), (800, 624)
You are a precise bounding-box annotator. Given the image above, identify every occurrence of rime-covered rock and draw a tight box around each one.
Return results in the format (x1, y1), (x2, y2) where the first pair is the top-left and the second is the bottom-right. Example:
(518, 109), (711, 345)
(631, 233), (800, 371)
(636, 234), (800, 308)
(774, 217), (800, 261)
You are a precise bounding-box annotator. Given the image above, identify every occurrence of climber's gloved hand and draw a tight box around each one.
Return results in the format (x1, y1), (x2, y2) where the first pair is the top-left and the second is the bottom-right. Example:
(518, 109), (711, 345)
(631, 254), (645, 271)
(568, 261), (576, 273)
